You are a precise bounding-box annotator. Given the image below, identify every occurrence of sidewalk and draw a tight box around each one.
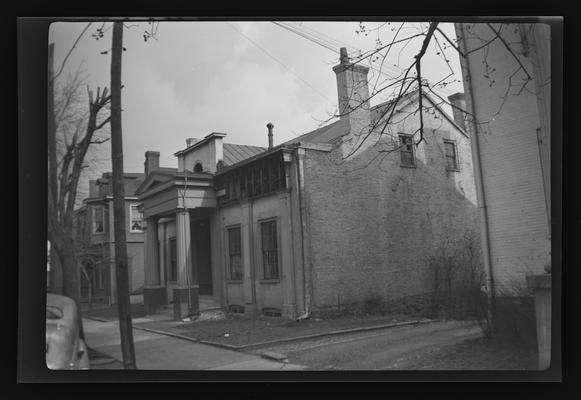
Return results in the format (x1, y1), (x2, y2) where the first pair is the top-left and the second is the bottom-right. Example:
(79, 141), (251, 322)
(83, 318), (305, 370)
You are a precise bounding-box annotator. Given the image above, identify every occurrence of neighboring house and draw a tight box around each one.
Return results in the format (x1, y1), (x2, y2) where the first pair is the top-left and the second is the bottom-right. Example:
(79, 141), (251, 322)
(455, 22), (552, 294)
(74, 172), (146, 304)
(136, 48), (480, 320)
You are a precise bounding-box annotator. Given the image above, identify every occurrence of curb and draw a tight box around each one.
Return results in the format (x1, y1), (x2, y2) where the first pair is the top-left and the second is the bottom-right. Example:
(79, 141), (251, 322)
(200, 318), (441, 351)
(131, 325), (201, 344)
(85, 316), (441, 353)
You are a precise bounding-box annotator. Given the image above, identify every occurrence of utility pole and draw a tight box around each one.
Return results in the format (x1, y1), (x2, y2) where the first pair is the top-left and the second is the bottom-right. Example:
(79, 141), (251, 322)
(110, 20), (136, 369)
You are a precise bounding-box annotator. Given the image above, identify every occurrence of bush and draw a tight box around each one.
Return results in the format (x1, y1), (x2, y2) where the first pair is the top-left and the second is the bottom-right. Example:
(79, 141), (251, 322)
(362, 294), (385, 315)
(428, 231), (488, 328)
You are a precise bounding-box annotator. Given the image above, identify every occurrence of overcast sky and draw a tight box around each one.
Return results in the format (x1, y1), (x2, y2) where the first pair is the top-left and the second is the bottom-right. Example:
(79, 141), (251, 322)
(49, 20), (464, 185)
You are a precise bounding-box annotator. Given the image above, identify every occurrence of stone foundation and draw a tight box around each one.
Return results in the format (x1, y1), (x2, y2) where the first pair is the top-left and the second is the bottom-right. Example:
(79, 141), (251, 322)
(143, 287), (167, 315)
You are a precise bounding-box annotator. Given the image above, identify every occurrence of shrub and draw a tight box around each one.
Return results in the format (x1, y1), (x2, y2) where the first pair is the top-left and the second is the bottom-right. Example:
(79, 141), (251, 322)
(428, 231), (488, 329)
(362, 294), (385, 315)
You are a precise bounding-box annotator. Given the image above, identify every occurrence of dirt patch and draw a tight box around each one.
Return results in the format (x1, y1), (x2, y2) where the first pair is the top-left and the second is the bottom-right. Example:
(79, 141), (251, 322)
(133, 313), (418, 347)
(399, 336), (537, 370)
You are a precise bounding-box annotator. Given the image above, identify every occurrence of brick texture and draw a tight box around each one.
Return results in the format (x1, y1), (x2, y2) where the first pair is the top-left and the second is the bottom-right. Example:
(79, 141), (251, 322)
(303, 103), (480, 310)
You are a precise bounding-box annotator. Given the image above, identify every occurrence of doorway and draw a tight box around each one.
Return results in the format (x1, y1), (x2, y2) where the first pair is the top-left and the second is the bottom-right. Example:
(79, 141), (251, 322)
(191, 218), (213, 295)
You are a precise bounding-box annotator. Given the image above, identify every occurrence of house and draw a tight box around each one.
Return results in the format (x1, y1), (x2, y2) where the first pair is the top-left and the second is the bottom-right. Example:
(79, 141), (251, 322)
(454, 22), (552, 294)
(74, 172), (146, 304)
(136, 48), (480, 320)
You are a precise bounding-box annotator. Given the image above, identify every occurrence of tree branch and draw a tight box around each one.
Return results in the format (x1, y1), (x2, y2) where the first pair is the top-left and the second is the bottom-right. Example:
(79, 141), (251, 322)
(52, 23), (93, 82)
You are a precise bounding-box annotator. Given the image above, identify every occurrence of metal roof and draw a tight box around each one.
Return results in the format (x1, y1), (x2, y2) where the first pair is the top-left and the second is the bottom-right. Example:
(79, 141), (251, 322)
(223, 143), (266, 166)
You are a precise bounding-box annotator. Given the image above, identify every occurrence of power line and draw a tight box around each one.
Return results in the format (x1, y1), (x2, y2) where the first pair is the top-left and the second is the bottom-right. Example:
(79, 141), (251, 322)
(273, 22), (458, 98)
(226, 22), (334, 104)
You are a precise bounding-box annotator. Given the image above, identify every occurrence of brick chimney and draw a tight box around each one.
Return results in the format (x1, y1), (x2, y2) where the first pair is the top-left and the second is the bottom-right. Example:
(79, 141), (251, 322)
(447, 92), (467, 131)
(267, 122), (274, 149)
(144, 151), (160, 176)
(332, 47), (372, 157)
(186, 138), (199, 147)
(89, 179), (98, 198)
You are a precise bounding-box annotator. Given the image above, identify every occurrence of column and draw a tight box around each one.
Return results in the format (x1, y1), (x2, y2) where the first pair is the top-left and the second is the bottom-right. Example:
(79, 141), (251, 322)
(279, 192), (297, 319)
(143, 217), (166, 315)
(173, 209), (199, 320)
(241, 202), (257, 316)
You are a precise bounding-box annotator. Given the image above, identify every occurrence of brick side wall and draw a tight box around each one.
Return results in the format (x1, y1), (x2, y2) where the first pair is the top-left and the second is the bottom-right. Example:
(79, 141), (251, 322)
(303, 105), (480, 310)
(458, 23), (551, 291)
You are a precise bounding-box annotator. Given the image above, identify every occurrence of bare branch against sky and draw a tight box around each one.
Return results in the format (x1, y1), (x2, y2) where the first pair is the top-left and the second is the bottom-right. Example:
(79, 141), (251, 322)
(49, 20), (463, 186)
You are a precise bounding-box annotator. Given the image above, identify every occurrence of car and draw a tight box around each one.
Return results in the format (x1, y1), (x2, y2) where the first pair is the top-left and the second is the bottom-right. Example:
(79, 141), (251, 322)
(46, 293), (90, 370)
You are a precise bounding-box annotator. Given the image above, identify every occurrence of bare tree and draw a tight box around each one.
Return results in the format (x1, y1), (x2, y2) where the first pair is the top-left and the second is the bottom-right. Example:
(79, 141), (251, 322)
(47, 37), (112, 310)
(330, 21), (537, 159)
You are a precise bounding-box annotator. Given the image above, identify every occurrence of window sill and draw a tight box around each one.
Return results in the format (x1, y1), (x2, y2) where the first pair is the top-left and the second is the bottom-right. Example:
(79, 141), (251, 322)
(259, 279), (280, 284)
(400, 164), (417, 169)
(446, 168), (460, 172)
(226, 280), (244, 284)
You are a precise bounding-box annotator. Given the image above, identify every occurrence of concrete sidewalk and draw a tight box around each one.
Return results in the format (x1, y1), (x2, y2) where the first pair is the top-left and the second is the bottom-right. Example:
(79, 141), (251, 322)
(83, 318), (305, 370)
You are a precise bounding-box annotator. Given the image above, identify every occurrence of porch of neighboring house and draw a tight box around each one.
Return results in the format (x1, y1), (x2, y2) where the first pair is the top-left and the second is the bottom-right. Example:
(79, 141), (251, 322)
(137, 171), (223, 321)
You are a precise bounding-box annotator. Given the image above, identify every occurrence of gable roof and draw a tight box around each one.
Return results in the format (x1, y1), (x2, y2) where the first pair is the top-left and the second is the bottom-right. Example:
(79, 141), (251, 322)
(135, 169), (213, 196)
(281, 89), (467, 147)
(223, 143), (266, 166)
(282, 120), (345, 146)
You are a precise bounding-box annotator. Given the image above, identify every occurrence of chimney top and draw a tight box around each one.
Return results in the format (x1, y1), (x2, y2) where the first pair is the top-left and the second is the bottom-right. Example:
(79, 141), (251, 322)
(144, 151), (160, 176)
(186, 138), (199, 147)
(267, 122), (274, 149)
(339, 47), (349, 64)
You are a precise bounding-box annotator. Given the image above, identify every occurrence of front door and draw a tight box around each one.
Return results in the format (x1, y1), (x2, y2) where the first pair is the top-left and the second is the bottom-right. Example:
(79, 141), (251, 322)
(191, 218), (213, 295)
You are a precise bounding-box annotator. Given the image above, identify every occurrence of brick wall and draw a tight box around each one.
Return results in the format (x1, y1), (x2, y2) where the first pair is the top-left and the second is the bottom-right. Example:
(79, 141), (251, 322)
(302, 103), (480, 310)
(457, 23), (551, 292)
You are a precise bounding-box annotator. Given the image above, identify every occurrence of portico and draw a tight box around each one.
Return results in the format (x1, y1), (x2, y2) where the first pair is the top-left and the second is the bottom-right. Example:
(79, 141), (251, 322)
(137, 169), (220, 320)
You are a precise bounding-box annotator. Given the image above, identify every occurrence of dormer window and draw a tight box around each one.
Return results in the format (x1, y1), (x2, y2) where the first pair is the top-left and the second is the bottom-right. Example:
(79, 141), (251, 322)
(194, 162), (203, 173)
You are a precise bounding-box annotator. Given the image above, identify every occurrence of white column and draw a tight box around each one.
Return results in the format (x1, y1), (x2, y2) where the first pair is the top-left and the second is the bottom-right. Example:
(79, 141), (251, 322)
(144, 217), (160, 286)
(176, 209), (192, 287)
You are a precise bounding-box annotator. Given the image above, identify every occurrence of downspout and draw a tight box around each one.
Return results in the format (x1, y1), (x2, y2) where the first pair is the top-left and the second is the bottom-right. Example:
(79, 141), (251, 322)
(457, 23), (496, 330)
(295, 148), (312, 319)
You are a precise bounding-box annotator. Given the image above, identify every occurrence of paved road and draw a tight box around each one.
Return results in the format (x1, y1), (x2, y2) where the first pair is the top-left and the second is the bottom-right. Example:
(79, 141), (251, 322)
(249, 320), (483, 370)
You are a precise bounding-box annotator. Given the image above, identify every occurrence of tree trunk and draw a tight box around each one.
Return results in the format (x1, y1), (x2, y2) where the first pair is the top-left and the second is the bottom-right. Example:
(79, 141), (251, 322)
(110, 21), (136, 369)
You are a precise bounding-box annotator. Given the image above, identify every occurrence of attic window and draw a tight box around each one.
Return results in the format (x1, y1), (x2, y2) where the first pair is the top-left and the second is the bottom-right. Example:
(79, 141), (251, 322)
(194, 163), (203, 173)
(399, 134), (416, 167)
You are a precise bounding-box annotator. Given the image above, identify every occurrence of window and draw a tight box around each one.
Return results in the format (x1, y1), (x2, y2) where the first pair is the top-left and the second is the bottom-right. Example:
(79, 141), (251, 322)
(444, 140), (459, 170)
(261, 220), (279, 280)
(92, 206), (104, 234)
(227, 227), (243, 280)
(194, 162), (203, 173)
(130, 204), (144, 232)
(399, 134), (415, 167)
(168, 237), (177, 281)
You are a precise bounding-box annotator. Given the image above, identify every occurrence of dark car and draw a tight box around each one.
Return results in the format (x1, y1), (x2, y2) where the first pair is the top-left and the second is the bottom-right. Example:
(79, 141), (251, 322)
(46, 294), (90, 369)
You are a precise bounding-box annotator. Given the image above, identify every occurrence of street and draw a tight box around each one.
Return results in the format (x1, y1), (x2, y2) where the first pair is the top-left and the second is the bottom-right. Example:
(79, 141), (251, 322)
(85, 317), (482, 370)
(249, 320), (483, 370)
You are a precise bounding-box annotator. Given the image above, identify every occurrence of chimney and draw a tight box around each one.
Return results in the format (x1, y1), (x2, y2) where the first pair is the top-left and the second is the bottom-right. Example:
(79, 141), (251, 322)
(447, 92), (467, 130)
(144, 151), (160, 176)
(333, 47), (371, 119)
(186, 138), (199, 147)
(89, 179), (98, 198)
(332, 47), (372, 157)
(267, 122), (274, 149)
